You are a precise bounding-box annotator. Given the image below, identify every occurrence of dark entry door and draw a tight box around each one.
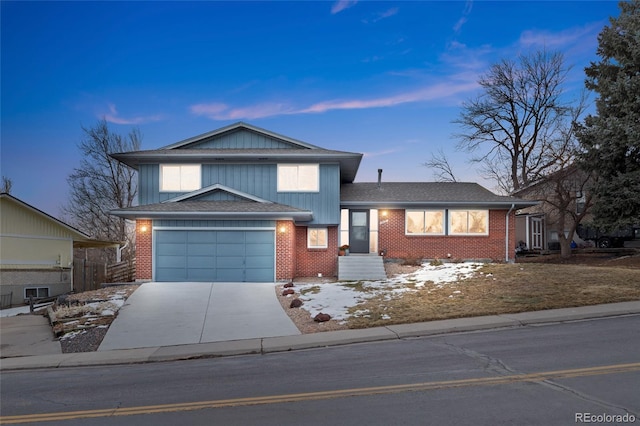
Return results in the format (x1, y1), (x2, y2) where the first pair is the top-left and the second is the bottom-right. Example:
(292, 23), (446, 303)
(349, 210), (369, 253)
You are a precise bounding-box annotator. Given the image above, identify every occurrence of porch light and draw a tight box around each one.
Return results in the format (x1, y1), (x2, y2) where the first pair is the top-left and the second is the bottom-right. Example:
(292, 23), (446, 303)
(279, 226), (287, 233)
(140, 225), (148, 233)
(381, 210), (388, 217)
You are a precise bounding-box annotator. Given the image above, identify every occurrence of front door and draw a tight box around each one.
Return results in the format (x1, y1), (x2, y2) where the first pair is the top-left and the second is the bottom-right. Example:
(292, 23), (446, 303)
(349, 210), (369, 253)
(531, 217), (543, 250)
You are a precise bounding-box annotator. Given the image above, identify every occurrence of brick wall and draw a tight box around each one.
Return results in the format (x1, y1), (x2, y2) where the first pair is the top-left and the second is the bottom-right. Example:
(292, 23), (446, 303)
(379, 209), (516, 261)
(136, 219), (152, 281)
(294, 226), (338, 278)
(276, 220), (296, 280)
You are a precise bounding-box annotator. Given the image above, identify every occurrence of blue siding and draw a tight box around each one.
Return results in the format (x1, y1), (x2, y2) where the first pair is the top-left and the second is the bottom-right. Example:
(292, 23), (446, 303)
(139, 163), (341, 225)
(185, 129), (301, 149)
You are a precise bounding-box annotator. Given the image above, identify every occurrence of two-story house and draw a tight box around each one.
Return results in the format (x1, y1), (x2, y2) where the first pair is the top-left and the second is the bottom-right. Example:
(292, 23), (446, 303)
(111, 122), (535, 282)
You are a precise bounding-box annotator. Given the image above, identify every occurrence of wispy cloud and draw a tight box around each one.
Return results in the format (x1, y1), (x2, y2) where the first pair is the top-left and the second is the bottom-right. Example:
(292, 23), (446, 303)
(190, 78), (479, 121)
(519, 23), (602, 49)
(190, 102), (294, 120)
(363, 7), (399, 24)
(453, 0), (473, 33)
(331, 0), (357, 15)
(363, 148), (401, 158)
(101, 103), (163, 125)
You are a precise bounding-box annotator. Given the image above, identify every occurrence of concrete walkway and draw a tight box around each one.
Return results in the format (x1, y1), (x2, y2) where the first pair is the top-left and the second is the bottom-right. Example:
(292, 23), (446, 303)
(0, 315), (61, 358)
(98, 282), (301, 351)
(1, 300), (639, 371)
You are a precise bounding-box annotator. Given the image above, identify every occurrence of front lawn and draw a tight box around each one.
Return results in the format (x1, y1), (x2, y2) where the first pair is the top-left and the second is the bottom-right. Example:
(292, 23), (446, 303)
(286, 254), (640, 330)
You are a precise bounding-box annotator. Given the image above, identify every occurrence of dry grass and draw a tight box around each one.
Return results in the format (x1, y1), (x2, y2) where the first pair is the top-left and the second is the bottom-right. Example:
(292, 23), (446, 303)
(346, 262), (640, 329)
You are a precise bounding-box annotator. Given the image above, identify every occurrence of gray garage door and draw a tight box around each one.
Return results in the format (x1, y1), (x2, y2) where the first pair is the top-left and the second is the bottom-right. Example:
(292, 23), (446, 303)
(155, 230), (274, 282)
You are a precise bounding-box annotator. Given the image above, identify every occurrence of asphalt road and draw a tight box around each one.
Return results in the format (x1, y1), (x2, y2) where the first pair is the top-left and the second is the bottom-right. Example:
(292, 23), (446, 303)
(2, 315), (639, 426)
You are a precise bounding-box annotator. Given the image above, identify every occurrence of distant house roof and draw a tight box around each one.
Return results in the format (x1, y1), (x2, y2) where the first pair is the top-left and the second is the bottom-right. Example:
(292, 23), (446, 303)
(110, 200), (313, 221)
(340, 182), (537, 209)
(110, 122), (363, 183)
(0, 193), (119, 248)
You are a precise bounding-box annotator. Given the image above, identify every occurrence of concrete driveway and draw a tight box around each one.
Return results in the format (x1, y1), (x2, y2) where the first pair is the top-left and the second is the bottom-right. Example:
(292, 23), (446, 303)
(98, 282), (300, 351)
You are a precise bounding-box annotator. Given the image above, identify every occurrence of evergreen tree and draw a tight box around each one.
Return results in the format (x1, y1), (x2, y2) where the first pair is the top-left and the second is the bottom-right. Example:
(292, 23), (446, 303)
(577, 0), (640, 229)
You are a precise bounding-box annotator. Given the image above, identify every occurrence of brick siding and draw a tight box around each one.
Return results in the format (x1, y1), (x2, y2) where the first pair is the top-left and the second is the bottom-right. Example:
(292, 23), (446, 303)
(135, 219), (153, 281)
(379, 209), (516, 261)
(275, 220), (296, 280)
(293, 226), (338, 278)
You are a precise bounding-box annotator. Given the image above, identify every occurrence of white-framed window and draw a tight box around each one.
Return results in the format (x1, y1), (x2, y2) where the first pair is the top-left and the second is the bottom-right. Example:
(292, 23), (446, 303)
(160, 164), (201, 192)
(405, 210), (445, 235)
(448, 210), (489, 235)
(277, 164), (319, 192)
(24, 287), (49, 300)
(307, 228), (328, 249)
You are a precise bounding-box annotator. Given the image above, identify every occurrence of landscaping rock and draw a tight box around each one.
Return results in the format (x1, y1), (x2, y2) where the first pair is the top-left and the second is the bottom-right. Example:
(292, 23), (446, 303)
(282, 289), (295, 296)
(284, 282), (294, 288)
(313, 313), (331, 322)
(290, 298), (303, 308)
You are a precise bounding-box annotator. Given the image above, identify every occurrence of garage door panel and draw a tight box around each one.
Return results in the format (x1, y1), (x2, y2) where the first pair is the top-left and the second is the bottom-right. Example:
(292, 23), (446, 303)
(217, 256), (244, 268)
(187, 231), (217, 243)
(187, 256), (215, 268)
(156, 232), (187, 243)
(156, 243), (186, 256)
(217, 269), (245, 281)
(217, 231), (244, 243)
(245, 243), (273, 256)
(155, 268), (187, 282)
(187, 244), (216, 256)
(246, 268), (273, 281)
(246, 255), (273, 268)
(217, 243), (245, 256)
(248, 232), (273, 243)
(188, 268), (216, 281)
(157, 255), (186, 268)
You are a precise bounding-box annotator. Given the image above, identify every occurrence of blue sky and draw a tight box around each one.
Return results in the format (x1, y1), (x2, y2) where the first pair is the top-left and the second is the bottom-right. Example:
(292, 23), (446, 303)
(1, 1), (621, 217)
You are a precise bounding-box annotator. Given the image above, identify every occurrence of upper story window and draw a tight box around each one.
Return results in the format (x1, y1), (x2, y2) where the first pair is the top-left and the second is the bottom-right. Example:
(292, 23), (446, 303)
(406, 210), (445, 235)
(160, 164), (201, 192)
(449, 210), (489, 235)
(277, 164), (319, 192)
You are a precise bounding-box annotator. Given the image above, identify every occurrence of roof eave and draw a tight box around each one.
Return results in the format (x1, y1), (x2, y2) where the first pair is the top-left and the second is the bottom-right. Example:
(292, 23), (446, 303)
(110, 210), (313, 222)
(340, 200), (539, 209)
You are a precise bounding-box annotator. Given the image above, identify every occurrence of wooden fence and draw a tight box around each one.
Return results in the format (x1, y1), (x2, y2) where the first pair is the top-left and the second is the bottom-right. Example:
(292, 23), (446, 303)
(73, 259), (136, 293)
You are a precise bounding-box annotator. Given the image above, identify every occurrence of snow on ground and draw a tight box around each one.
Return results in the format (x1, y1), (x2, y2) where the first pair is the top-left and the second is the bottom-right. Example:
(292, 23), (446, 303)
(296, 262), (483, 322)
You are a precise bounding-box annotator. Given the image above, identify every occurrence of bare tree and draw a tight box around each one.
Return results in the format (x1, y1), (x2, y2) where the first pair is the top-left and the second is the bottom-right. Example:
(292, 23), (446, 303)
(423, 149), (458, 182)
(1, 176), (12, 193)
(63, 120), (140, 261)
(454, 50), (581, 193)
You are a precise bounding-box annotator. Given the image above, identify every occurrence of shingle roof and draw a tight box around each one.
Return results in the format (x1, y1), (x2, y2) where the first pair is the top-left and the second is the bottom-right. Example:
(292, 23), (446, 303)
(110, 200), (313, 220)
(340, 182), (537, 208)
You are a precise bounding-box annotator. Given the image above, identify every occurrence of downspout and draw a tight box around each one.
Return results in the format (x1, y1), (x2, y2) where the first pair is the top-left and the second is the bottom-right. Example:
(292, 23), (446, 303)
(505, 203), (515, 263)
(117, 241), (129, 263)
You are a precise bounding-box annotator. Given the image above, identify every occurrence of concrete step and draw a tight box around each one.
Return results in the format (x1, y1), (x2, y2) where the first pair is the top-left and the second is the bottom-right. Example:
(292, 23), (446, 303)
(338, 255), (387, 281)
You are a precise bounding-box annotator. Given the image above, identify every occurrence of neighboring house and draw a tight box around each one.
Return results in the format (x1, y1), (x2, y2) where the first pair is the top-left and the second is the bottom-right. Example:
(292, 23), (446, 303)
(513, 165), (592, 252)
(110, 122), (535, 282)
(0, 193), (117, 306)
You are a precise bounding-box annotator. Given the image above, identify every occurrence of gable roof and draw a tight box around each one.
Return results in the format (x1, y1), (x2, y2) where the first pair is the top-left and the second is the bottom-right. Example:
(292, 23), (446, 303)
(162, 122), (323, 150)
(0, 193), (120, 247)
(340, 182), (537, 208)
(110, 122), (363, 183)
(110, 200), (313, 221)
(162, 183), (271, 203)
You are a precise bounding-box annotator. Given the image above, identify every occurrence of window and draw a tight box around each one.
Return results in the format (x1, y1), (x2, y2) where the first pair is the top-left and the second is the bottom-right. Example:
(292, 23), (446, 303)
(277, 164), (319, 192)
(449, 210), (488, 235)
(24, 287), (49, 300)
(160, 165), (201, 192)
(405, 210), (444, 235)
(308, 228), (328, 248)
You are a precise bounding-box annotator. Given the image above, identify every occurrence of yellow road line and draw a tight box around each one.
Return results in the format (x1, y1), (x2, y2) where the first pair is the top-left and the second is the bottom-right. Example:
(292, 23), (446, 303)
(2, 362), (639, 424)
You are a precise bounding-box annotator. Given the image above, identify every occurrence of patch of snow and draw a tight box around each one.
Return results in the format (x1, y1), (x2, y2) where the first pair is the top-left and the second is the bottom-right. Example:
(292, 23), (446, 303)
(297, 262), (484, 322)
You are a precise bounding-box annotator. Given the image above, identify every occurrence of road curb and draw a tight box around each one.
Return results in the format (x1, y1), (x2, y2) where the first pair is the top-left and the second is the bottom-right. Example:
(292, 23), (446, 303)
(1, 301), (639, 371)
